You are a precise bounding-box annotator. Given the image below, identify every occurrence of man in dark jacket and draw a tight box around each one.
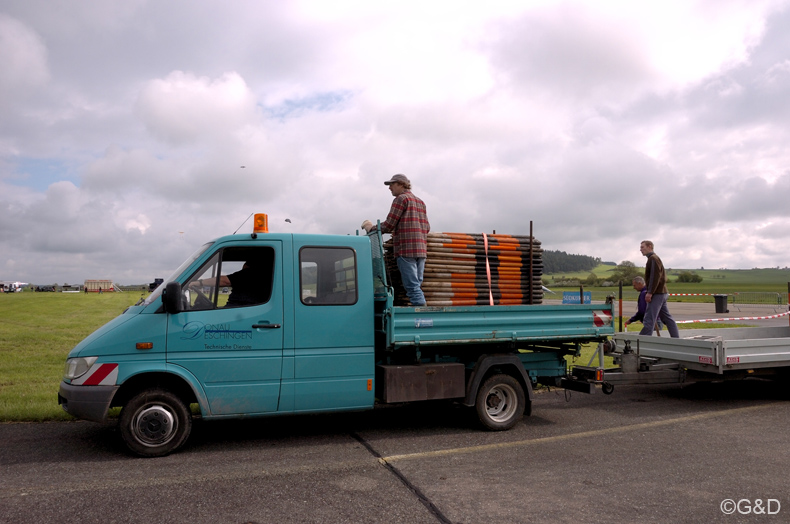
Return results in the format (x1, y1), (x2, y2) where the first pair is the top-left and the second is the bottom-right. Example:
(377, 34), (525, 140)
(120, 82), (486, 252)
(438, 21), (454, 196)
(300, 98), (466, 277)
(625, 276), (663, 333)
(639, 240), (679, 337)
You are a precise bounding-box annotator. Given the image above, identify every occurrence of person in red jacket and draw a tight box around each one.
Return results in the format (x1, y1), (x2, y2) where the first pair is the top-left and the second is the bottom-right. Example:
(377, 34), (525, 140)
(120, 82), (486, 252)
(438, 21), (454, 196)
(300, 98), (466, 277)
(638, 240), (679, 337)
(362, 174), (430, 306)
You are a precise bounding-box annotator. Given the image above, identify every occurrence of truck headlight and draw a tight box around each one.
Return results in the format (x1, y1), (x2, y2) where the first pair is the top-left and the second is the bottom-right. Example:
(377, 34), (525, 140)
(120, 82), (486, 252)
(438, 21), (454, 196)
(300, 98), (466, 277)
(63, 356), (98, 380)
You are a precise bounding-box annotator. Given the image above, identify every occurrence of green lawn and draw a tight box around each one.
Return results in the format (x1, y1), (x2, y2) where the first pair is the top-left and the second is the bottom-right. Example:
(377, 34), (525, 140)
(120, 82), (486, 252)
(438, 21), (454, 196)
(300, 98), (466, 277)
(545, 265), (790, 302)
(0, 291), (144, 421)
(0, 276), (783, 421)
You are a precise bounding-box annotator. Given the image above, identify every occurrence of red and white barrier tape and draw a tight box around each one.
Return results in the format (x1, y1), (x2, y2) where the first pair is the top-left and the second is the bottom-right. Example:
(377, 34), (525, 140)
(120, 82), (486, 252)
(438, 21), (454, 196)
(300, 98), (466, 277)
(676, 310), (790, 324)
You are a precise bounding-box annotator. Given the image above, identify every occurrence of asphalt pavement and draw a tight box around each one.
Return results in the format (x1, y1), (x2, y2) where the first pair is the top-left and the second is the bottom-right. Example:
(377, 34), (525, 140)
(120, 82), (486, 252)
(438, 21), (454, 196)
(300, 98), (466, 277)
(2, 300), (788, 523)
(2, 379), (789, 523)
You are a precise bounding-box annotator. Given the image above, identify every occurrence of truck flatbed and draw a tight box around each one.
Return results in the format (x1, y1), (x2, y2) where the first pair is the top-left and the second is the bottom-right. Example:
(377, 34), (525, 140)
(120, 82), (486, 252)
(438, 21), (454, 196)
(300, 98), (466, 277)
(386, 303), (614, 349)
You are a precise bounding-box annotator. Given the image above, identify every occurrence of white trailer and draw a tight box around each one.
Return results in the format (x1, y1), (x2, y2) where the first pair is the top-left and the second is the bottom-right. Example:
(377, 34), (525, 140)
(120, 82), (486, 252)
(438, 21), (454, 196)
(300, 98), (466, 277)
(574, 326), (790, 393)
(84, 279), (114, 292)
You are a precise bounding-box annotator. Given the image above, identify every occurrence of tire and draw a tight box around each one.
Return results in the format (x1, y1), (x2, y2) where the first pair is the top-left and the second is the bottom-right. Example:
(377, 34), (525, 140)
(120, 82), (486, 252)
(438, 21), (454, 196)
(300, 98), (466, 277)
(119, 389), (192, 457)
(602, 382), (615, 395)
(475, 374), (526, 431)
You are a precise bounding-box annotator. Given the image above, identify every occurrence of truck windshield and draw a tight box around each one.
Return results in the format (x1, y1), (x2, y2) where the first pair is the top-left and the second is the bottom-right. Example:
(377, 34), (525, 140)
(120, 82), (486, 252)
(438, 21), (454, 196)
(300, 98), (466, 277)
(141, 242), (215, 306)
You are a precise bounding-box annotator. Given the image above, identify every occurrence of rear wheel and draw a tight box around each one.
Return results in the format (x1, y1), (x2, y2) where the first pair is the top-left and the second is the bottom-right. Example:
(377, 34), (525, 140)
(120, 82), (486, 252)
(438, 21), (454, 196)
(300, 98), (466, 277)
(119, 389), (192, 457)
(475, 374), (525, 431)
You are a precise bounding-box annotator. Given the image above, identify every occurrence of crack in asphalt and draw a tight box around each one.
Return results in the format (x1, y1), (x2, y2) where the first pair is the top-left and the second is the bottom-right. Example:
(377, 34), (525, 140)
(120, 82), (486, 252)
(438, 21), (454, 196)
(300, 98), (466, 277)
(350, 432), (454, 524)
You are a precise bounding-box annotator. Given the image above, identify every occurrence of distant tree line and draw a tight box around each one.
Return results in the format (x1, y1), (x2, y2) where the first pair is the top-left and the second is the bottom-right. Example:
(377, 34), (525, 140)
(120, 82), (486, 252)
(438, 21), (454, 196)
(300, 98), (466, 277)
(676, 270), (703, 283)
(545, 255), (705, 287)
(606, 261), (642, 284)
(543, 250), (601, 274)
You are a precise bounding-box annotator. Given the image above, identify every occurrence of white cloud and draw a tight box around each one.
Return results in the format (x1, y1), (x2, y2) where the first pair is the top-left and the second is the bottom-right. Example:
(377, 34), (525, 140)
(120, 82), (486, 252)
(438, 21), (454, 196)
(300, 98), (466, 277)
(0, 14), (49, 105)
(1, 0), (790, 285)
(135, 71), (257, 146)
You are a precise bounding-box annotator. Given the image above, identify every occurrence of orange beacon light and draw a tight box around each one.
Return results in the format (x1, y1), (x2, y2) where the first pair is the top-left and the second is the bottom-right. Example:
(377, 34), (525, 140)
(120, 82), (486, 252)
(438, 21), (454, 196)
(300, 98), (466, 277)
(253, 213), (269, 234)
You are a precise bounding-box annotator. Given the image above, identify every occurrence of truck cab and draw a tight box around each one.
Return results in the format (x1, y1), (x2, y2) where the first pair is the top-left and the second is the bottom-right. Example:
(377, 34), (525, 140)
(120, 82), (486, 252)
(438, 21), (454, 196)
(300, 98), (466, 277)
(60, 224), (377, 456)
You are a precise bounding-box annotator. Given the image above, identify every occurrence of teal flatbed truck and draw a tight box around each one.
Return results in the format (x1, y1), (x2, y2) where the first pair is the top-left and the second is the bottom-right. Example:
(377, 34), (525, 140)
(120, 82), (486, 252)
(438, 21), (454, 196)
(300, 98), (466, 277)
(59, 218), (615, 456)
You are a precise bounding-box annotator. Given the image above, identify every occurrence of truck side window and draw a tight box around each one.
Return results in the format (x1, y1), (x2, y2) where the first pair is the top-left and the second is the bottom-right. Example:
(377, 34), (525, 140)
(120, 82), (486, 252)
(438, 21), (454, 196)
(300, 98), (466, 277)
(184, 246), (274, 310)
(300, 247), (357, 305)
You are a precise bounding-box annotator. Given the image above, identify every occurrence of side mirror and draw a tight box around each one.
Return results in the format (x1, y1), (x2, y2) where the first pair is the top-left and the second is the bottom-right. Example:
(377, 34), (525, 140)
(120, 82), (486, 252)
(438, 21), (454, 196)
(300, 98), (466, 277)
(162, 281), (183, 313)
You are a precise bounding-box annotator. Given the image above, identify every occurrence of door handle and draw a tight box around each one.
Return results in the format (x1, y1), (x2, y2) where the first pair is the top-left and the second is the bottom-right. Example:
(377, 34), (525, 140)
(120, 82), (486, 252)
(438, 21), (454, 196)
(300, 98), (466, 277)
(252, 323), (281, 329)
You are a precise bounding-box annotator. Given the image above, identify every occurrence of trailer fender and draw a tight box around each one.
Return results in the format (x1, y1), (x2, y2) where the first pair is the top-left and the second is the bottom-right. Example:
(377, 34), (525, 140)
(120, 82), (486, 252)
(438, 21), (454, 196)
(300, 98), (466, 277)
(463, 354), (533, 413)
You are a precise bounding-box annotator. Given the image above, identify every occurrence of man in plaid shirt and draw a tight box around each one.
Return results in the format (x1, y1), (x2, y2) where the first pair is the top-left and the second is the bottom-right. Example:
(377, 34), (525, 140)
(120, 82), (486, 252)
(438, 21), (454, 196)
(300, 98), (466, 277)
(362, 174), (430, 306)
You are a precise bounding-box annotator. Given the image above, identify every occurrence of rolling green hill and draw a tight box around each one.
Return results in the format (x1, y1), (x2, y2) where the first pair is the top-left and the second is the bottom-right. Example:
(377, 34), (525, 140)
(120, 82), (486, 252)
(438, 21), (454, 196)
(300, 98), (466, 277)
(544, 265), (790, 295)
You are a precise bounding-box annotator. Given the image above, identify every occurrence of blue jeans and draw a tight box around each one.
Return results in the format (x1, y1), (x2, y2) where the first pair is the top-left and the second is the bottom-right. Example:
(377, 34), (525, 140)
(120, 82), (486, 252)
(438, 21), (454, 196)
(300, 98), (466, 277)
(639, 293), (679, 337)
(397, 257), (426, 306)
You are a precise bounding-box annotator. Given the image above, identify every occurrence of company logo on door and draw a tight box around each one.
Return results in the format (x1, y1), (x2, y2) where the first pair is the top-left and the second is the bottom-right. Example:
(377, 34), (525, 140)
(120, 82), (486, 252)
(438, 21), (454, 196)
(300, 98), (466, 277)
(181, 321), (253, 341)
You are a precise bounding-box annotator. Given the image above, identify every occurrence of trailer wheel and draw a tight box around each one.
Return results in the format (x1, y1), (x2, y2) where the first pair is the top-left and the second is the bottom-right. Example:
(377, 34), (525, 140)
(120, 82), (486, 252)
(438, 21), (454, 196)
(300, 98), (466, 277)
(119, 389), (192, 457)
(602, 382), (614, 395)
(475, 374), (525, 431)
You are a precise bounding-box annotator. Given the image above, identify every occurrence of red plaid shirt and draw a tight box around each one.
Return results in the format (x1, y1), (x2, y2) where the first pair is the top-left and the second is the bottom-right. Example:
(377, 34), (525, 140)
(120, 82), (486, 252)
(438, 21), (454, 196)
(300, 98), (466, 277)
(380, 190), (430, 258)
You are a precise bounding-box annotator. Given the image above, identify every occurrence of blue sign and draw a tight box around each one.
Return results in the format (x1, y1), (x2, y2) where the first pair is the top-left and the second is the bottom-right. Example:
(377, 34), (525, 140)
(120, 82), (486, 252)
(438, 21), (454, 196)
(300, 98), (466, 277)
(562, 292), (592, 304)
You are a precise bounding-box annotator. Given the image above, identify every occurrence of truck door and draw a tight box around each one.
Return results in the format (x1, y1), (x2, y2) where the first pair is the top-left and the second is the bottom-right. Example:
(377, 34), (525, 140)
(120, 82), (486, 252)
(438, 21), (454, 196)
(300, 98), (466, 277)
(166, 243), (284, 415)
(289, 245), (375, 411)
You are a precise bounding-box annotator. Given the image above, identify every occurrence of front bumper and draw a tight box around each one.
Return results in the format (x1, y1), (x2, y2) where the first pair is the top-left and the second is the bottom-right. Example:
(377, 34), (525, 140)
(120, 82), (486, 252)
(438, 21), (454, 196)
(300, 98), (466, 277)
(58, 381), (119, 423)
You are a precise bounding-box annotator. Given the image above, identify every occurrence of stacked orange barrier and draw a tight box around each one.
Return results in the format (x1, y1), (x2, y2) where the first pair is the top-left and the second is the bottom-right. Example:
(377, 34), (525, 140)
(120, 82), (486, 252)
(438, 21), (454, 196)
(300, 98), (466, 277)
(384, 232), (543, 306)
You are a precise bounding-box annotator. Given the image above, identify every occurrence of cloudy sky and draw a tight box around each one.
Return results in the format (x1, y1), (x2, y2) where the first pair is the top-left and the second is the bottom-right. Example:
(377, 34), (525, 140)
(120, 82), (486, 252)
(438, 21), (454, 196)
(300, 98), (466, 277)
(2, 0), (790, 285)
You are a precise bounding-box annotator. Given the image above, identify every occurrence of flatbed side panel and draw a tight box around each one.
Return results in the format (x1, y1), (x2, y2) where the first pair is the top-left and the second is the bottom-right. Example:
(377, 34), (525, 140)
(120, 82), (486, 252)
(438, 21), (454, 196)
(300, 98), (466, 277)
(721, 337), (790, 370)
(387, 303), (614, 348)
(615, 326), (790, 374)
(614, 333), (720, 372)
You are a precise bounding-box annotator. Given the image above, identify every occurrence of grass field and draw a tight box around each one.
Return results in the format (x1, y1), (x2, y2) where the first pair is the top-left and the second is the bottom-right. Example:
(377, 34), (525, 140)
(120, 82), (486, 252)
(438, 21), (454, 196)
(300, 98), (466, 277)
(0, 280), (780, 422)
(547, 265), (790, 289)
(0, 292), (144, 421)
(545, 265), (790, 302)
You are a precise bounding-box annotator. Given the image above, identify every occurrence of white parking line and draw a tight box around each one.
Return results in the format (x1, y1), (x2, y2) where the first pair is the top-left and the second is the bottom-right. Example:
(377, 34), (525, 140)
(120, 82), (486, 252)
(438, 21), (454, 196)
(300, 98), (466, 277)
(380, 402), (778, 464)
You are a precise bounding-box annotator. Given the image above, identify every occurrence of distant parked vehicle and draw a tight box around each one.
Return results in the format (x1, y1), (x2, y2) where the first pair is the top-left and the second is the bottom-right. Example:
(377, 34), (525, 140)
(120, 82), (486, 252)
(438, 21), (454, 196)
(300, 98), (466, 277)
(1, 281), (28, 292)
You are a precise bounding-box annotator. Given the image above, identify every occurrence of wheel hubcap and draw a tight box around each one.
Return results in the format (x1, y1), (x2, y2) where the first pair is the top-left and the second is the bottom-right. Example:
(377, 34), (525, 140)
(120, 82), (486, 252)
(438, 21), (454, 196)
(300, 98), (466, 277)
(486, 385), (516, 422)
(132, 405), (177, 447)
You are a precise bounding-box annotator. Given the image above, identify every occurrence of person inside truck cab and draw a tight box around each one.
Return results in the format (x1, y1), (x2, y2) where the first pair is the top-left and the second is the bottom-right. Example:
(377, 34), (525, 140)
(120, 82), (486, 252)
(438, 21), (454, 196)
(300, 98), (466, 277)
(189, 250), (273, 308)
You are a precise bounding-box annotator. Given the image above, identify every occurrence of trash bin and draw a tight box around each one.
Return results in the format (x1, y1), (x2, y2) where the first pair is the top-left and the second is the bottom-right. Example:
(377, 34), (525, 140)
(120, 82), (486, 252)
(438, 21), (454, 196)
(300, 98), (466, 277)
(714, 294), (729, 314)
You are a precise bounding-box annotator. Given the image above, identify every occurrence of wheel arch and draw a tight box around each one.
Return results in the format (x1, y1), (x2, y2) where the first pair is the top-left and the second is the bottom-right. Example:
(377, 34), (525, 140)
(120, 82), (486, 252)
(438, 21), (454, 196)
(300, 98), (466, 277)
(463, 354), (533, 414)
(111, 371), (202, 414)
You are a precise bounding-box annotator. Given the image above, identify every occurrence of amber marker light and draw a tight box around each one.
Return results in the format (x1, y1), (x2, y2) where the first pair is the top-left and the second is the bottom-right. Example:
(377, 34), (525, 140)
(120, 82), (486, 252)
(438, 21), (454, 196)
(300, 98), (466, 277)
(253, 213), (269, 233)
(136, 342), (154, 350)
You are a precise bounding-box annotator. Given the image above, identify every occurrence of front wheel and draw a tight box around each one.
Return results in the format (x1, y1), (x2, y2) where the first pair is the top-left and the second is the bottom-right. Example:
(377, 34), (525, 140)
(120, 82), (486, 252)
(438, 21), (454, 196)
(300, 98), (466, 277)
(119, 389), (192, 457)
(475, 374), (526, 431)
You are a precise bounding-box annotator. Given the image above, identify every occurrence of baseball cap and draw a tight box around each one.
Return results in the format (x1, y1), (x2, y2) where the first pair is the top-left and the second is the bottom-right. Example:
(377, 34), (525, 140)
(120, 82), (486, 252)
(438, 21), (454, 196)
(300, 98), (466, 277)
(384, 174), (410, 185)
